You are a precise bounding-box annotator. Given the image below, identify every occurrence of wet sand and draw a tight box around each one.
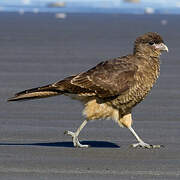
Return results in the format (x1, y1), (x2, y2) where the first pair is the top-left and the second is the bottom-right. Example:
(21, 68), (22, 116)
(0, 12), (180, 179)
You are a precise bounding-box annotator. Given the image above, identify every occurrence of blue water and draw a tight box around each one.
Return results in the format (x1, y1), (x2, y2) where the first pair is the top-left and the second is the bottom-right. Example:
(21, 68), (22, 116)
(0, 2), (180, 14)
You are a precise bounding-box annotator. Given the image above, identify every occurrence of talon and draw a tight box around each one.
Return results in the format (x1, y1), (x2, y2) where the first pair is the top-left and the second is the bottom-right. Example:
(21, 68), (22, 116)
(151, 144), (164, 148)
(131, 141), (162, 149)
(64, 130), (89, 148)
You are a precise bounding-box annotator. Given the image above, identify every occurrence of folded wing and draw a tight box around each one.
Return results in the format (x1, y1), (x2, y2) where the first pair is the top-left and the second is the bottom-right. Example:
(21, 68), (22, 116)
(8, 57), (137, 101)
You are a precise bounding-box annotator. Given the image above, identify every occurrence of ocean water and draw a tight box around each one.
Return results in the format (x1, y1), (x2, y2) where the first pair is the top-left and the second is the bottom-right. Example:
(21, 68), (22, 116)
(0, 2), (180, 14)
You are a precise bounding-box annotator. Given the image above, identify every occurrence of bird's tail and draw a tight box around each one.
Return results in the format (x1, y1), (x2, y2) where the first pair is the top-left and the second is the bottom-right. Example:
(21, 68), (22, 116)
(7, 84), (63, 101)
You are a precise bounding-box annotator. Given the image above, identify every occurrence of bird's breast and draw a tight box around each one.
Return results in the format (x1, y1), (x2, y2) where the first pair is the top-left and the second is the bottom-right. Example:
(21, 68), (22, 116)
(108, 60), (160, 114)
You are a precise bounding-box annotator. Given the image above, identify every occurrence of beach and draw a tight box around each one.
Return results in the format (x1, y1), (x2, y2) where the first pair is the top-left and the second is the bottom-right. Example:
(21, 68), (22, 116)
(0, 12), (180, 179)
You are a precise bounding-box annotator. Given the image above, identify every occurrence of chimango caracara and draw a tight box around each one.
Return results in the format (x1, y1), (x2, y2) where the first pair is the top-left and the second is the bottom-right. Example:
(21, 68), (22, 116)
(8, 32), (168, 148)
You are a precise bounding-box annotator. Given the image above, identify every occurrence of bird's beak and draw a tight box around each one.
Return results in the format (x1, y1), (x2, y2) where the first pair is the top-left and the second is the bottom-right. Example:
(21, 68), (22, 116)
(154, 43), (168, 52)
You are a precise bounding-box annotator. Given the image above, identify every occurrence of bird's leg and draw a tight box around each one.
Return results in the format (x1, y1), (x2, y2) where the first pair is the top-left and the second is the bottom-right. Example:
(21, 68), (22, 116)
(119, 113), (162, 148)
(64, 119), (89, 148)
(128, 126), (162, 149)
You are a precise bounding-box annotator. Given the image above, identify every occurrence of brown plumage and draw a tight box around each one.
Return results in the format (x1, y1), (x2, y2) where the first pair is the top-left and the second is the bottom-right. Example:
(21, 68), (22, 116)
(8, 32), (168, 148)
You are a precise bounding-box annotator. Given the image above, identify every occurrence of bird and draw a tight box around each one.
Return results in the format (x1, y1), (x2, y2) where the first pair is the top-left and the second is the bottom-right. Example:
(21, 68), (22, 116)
(8, 32), (168, 148)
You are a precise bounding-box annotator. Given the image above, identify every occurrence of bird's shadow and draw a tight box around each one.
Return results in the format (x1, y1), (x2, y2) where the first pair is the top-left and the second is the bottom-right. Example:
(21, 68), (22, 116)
(0, 141), (120, 148)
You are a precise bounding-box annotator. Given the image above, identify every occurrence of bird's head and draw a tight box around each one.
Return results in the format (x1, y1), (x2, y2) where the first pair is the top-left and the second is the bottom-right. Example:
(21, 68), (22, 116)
(134, 32), (168, 58)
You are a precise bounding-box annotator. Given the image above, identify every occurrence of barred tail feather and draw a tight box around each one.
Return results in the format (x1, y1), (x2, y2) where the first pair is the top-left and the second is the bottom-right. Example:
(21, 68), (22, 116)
(8, 84), (63, 101)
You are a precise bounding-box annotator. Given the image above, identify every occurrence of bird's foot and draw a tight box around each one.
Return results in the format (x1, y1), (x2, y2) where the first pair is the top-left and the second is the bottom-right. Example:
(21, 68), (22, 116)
(131, 141), (162, 149)
(64, 130), (89, 148)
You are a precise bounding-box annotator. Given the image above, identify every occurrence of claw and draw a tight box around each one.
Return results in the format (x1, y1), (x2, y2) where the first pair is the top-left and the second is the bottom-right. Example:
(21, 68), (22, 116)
(128, 127), (164, 149)
(64, 130), (89, 148)
(131, 141), (163, 149)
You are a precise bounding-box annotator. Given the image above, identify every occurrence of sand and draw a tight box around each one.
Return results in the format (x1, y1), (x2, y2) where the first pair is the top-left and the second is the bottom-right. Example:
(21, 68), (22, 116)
(0, 12), (180, 179)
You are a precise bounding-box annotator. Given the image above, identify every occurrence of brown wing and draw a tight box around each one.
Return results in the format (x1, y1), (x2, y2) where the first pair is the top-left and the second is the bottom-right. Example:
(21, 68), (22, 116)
(8, 56), (137, 101)
(61, 56), (138, 99)
(54, 75), (96, 96)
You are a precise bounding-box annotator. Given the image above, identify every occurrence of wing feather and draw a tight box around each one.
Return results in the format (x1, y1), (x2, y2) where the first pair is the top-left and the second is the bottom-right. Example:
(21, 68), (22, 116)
(70, 56), (138, 98)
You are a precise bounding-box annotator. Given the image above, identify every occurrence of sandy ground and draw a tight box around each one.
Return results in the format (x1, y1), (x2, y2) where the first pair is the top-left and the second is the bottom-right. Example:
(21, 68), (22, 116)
(0, 12), (180, 179)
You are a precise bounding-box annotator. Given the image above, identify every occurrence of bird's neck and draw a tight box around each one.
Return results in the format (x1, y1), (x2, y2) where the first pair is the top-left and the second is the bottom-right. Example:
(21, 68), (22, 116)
(134, 50), (161, 76)
(134, 51), (161, 59)
(134, 45), (161, 59)
(136, 55), (160, 85)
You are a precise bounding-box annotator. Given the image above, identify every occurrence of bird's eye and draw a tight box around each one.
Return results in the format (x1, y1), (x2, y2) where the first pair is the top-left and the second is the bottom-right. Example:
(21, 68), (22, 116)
(149, 41), (155, 45)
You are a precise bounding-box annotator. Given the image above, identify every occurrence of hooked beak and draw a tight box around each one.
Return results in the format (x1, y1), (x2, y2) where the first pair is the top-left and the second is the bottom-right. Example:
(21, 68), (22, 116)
(154, 43), (168, 52)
